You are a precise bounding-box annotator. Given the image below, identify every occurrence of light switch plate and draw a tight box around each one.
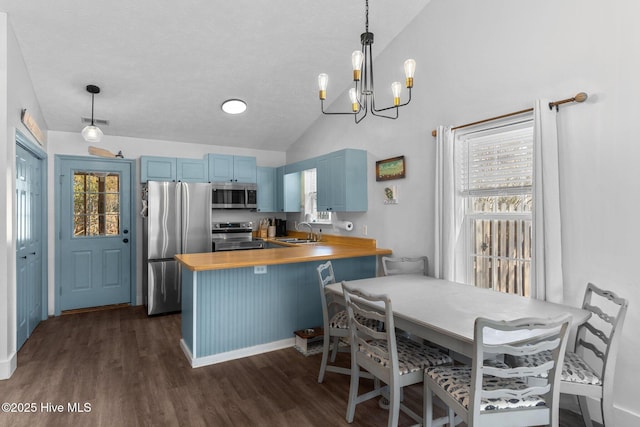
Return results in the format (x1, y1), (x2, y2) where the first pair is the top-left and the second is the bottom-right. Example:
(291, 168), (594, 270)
(254, 265), (267, 274)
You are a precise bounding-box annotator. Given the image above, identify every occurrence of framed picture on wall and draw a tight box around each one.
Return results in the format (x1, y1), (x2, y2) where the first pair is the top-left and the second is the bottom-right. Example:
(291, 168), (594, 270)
(375, 155), (406, 181)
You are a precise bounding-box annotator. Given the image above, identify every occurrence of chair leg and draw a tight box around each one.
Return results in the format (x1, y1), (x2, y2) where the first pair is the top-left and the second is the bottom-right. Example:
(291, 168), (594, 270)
(424, 384), (434, 427)
(388, 382), (401, 427)
(577, 396), (594, 427)
(346, 366), (360, 423)
(330, 335), (340, 362)
(602, 393), (614, 427)
(317, 333), (331, 383)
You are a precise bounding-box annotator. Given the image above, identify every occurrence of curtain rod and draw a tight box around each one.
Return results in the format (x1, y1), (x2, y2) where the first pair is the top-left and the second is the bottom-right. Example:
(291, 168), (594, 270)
(430, 92), (588, 137)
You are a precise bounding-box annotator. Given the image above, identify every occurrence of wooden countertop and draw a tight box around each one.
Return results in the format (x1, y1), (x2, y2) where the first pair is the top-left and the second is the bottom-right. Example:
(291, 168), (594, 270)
(175, 234), (391, 272)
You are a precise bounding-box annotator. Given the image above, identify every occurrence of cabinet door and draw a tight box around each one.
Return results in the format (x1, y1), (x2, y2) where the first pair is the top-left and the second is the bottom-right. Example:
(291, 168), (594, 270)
(177, 158), (208, 182)
(141, 156), (177, 182)
(233, 156), (257, 183)
(283, 172), (301, 212)
(256, 167), (276, 212)
(316, 152), (346, 211)
(208, 154), (234, 182)
(316, 149), (367, 212)
(275, 166), (285, 212)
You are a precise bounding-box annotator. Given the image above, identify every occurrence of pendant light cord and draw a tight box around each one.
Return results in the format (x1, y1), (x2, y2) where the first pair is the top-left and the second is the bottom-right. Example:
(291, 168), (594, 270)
(90, 93), (95, 126)
(365, 0), (369, 32)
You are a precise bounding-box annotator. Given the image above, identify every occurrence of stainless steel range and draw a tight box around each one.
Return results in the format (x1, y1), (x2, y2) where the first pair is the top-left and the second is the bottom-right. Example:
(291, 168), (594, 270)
(211, 222), (264, 251)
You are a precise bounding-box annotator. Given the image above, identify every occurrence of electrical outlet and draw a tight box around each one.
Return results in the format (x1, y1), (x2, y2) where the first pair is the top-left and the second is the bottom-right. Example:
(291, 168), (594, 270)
(362, 225), (367, 235)
(254, 265), (267, 274)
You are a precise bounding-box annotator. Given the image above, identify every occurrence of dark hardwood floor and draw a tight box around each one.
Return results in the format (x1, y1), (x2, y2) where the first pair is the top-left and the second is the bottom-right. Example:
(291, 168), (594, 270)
(0, 306), (591, 426)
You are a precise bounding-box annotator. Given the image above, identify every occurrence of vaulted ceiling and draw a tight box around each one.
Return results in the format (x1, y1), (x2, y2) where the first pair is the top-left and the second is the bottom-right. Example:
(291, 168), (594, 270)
(0, 0), (431, 151)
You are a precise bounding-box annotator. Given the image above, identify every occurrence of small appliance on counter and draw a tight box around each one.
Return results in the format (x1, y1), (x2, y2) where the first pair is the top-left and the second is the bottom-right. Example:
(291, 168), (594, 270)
(275, 218), (287, 237)
(212, 222), (264, 251)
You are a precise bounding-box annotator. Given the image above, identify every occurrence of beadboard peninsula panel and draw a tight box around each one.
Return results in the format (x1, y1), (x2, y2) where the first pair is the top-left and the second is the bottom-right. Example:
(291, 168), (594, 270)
(181, 257), (376, 366)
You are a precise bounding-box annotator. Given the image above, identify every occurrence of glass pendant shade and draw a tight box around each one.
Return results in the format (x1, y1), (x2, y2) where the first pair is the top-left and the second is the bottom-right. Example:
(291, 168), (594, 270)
(82, 124), (103, 143)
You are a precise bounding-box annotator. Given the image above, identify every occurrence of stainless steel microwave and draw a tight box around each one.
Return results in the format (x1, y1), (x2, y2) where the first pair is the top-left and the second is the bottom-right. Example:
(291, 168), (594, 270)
(211, 182), (257, 209)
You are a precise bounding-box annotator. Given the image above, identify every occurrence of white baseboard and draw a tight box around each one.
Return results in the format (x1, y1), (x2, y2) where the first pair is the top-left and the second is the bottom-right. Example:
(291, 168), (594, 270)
(615, 404), (640, 426)
(0, 352), (17, 380)
(180, 338), (295, 368)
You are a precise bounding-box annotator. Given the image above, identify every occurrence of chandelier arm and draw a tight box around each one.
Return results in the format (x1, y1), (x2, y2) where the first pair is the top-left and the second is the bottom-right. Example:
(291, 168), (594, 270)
(321, 100), (358, 116)
(354, 98), (369, 123)
(371, 88), (412, 113)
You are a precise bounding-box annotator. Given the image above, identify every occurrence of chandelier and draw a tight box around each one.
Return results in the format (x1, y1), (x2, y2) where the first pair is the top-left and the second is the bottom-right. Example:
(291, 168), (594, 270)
(317, 0), (416, 124)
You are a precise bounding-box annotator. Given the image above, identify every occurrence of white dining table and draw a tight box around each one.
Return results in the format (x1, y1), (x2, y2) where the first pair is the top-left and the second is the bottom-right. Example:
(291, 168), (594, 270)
(326, 274), (592, 358)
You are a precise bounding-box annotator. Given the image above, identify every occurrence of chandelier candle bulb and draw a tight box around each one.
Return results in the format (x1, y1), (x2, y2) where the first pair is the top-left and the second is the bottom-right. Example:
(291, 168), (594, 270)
(404, 59), (416, 88)
(318, 73), (328, 100)
(391, 82), (402, 106)
(349, 88), (360, 112)
(352, 51), (364, 81)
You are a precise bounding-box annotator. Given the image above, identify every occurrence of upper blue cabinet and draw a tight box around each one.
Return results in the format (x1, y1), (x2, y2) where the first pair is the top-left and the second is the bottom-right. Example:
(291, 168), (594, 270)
(316, 149), (367, 212)
(208, 154), (257, 183)
(177, 158), (209, 182)
(141, 156), (209, 183)
(141, 156), (177, 182)
(256, 167), (277, 212)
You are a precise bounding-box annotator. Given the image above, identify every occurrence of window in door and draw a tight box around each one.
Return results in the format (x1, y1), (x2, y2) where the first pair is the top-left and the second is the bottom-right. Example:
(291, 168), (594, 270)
(73, 171), (120, 237)
(457, 120), (533, 296)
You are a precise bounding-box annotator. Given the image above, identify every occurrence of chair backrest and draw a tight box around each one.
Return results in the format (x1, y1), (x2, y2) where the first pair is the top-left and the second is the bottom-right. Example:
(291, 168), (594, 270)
(317, 261), (341, 329)
(574, 283), (628, 389)
(381, 256), (428, 276)
(342, 281), (397, 374)
(470, 315), (571, 426)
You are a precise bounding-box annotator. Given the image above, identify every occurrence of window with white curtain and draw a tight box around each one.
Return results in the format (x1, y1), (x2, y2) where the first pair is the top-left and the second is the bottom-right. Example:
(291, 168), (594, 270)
(456, 119), (533, 296)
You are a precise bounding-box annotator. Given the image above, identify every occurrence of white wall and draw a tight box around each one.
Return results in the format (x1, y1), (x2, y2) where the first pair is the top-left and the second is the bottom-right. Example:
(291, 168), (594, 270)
(46, 131), (286, 313)
(0, 13), (48, 379)
(287, 0), (639, 423)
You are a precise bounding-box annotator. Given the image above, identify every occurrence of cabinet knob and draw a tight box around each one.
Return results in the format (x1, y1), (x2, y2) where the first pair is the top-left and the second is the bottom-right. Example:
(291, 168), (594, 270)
(123, 238), (129, 243)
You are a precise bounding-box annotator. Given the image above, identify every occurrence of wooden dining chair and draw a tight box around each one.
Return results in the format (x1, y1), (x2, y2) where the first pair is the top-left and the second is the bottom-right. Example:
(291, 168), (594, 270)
(381, 256), (428, 276)
(316, 261), (350, 383)
(342, 281), (452, 427)
(424, 315), (572, 427)
(510, 283), (628, 427)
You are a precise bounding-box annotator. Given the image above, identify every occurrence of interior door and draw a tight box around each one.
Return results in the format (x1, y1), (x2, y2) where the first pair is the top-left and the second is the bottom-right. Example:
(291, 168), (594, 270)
(58, 158), (132, 311)
(16, 143), (44, 349)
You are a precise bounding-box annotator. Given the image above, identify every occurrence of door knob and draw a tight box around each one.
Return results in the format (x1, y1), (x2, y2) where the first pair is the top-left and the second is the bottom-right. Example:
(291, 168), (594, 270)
(123, 238), (129, 243)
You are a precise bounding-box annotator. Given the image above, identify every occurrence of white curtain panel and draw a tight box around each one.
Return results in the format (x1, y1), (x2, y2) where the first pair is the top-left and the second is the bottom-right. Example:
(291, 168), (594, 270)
(434, 126), (458, 280)
(532, 100), (564, 303)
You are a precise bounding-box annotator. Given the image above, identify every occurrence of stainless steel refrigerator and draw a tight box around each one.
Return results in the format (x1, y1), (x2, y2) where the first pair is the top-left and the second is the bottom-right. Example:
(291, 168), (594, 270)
(142, 181), (211, 315)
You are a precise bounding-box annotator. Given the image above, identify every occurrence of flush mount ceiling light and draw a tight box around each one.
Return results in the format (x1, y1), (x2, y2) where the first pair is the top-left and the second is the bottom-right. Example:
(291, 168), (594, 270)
(81, 84), (104, 143)
(221, 99), (247, 115)
(318, 0), (416, 124)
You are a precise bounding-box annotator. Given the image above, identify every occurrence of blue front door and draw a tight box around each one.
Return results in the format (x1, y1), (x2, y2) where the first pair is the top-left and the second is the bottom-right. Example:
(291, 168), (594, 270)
(58, 158), (132, 311)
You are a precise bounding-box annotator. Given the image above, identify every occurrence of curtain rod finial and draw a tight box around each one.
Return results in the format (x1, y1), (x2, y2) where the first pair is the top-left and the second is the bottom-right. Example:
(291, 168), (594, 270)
(574, 92), (588, 103)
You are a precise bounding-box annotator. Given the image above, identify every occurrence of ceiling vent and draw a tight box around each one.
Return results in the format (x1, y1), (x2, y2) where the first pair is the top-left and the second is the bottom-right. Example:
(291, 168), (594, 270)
(81, 117), (110, 126)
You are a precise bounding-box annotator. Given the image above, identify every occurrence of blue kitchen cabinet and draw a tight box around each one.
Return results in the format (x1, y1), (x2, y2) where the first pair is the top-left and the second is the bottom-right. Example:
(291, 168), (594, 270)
(283, 171), (301, 212)
(275, 166), (285, 212)
(256, 166), (276, 212)
(316, 149), (367, 212)
(141, 156), (177, 182)
(177, 158), (209, 182)
(208, 154), (257, 183)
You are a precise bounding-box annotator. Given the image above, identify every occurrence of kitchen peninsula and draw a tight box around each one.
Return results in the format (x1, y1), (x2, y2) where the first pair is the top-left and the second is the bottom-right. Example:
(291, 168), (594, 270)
(176, 235), (391, 368)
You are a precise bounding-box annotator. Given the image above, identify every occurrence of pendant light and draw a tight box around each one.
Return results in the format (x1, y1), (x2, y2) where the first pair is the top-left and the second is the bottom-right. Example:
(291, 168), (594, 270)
(317, 0), (416, 124)
(81, 84), (104, 142)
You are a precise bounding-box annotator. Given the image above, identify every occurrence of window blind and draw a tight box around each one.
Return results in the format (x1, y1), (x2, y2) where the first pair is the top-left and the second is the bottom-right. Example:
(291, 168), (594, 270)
(458, 121), (533, 196)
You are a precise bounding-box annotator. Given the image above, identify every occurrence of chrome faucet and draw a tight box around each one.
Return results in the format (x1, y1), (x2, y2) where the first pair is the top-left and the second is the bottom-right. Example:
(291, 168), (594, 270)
(296, 222), (315, 241)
